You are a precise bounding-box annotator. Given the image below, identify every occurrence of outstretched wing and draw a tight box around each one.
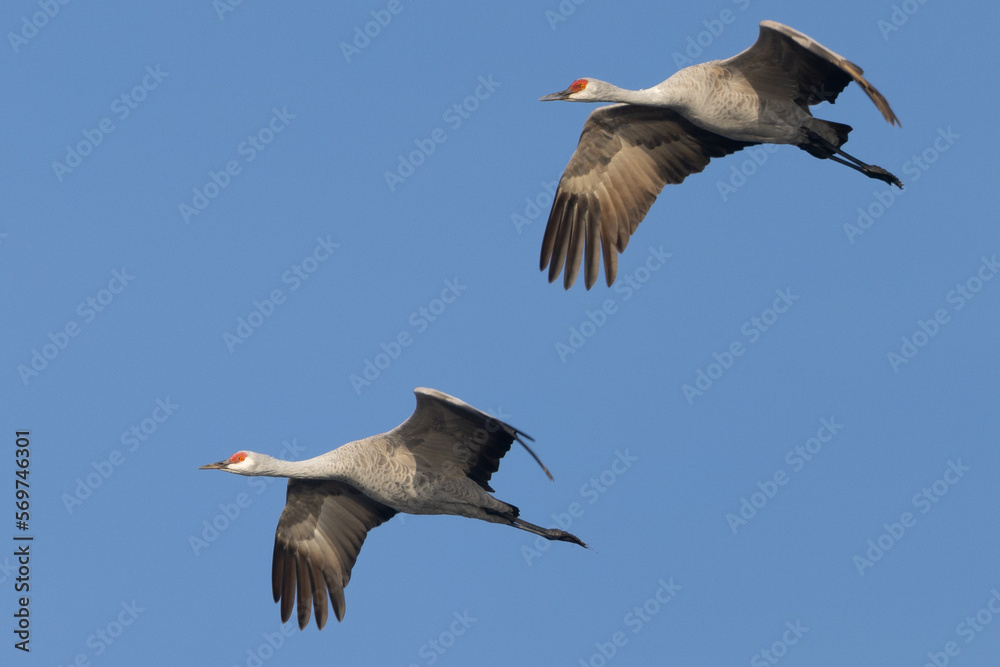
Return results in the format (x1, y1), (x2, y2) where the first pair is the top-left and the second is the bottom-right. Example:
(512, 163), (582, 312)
(272, 479), (397, 629)
(388, 387), (551, 491)
(541, 104), (754, 289)
(723, 20), (899, 126)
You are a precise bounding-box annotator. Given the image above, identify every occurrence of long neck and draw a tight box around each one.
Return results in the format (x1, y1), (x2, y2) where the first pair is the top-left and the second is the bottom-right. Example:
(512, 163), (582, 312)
(603, 85), (662, 105)
(250, 451), (350, 480)
(589, 78), (685, 107)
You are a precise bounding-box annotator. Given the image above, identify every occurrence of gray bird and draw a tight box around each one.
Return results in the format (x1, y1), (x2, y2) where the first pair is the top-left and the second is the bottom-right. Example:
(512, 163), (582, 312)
(540, 20), (901, 289)
(200, 387), (586, 629)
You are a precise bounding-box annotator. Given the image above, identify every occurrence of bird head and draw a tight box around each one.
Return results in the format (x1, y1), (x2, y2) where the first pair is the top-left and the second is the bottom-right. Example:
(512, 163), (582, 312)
(540, 78), (598, 102)
(199, 450), (257, 475)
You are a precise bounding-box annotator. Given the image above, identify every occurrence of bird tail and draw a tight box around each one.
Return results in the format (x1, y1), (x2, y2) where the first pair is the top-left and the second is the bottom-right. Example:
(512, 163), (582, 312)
(823, 120), (853, 147)
(800, 120), (853, 158)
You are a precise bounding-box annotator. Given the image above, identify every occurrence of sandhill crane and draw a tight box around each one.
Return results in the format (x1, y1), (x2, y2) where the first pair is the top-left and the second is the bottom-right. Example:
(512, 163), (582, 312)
(539, 20), (902, 289)
(199, 387), (586, 629)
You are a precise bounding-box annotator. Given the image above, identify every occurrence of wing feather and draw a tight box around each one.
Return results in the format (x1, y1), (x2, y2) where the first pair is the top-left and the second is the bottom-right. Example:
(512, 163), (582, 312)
(723, 21), (899, 126)
(272, 480), (396, 628)
(388, 387), (551, 492)
(541, 104), (754, 289)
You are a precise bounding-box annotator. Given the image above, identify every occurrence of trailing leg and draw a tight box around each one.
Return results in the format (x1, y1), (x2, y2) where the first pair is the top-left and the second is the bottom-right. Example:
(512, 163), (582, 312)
(482, 506), (588, 548)
(827, 150), (903, 189)
(511, 516), (589, 548)
(802, 125), (903, 189)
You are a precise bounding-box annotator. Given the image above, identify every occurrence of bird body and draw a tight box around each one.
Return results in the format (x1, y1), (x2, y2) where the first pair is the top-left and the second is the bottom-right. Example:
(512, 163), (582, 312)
(540, 20), (902, 289)
(200, 387), (585, 629)
(637, 67), (770, 140)
(634, 62), (837, 145)
(242, 440), (519, 520)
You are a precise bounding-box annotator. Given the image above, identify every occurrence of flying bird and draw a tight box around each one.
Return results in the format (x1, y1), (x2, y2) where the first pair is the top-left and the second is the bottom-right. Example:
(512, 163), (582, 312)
(539, 20), (902, 289)
(199, 387), (586, 629)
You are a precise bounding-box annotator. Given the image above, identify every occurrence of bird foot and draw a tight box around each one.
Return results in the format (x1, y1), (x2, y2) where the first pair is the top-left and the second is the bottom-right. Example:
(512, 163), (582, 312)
(865, 164), (903, 189)
(551, 529), (590, 549)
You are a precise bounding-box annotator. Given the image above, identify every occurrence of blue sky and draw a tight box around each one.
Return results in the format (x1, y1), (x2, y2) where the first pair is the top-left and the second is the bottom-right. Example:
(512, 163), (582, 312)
(3, 1), (998, 665)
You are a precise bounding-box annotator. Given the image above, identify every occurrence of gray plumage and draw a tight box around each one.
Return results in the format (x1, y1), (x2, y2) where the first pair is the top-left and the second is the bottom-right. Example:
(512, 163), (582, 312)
(540, 20), (902, 289)
(199, 387), (586, 629)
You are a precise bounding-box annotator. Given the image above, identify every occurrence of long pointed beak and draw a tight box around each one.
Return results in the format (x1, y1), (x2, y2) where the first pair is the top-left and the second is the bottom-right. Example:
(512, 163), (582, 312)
(199, 460), (228, 470)
(539, 89), (571, 102)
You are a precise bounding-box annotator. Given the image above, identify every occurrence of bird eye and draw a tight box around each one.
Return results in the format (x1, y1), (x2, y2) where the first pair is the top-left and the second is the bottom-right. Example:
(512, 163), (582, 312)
(570, 79), (587, 92)
(230, 452), (246, 463)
